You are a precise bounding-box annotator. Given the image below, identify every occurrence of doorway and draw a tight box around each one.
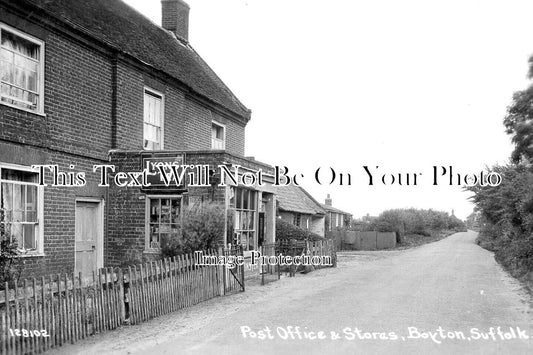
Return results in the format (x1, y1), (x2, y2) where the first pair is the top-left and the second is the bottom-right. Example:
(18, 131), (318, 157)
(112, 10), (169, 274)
(75, 199), (103, 276)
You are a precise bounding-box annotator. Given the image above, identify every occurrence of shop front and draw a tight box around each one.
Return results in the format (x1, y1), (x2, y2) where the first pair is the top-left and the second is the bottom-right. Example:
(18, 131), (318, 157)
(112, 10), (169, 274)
(106, 150), (277, 267)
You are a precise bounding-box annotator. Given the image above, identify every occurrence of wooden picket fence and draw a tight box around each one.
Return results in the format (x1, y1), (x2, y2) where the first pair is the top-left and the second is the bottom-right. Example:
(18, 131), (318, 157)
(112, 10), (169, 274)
(274, 239), (337, 277)
(0, 242), (333, 354)
(1, 268), (123, 355)
(307, 239), (337, 269)
(0, 248), (243, 355)
(125, 250), (224, 325)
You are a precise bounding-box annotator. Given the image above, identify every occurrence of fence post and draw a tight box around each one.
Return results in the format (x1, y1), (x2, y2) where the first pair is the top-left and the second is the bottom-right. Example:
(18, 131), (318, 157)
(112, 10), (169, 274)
(117, 268), (125, 325)
(218, 246), (225, 295)
(1, 308), (6, 355)
(240, 245), (245, 292)
(260, 244), (265, 286)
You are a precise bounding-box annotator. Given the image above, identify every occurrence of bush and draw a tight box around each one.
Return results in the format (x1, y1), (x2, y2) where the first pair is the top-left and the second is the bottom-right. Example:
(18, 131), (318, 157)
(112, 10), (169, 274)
(370, 208), (466, 237)
(468, 164), (533, 279)
(0, 211), (20, 286)
(276, 218), (325, 242)
(161, 202), (225, 258)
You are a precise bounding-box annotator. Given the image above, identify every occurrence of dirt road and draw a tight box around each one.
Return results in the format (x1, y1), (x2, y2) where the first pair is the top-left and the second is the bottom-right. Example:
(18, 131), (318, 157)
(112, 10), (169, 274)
(56, 231), (532, 354)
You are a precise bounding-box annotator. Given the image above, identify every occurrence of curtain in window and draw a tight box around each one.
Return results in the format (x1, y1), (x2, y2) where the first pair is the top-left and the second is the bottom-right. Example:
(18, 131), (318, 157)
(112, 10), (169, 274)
(0, 30), (40, 110)
(0, 181), (38, 250)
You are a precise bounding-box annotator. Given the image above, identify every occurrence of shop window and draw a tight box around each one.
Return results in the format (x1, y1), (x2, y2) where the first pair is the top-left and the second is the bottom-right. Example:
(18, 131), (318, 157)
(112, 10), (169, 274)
(0, 166), (43, 254)
(0, 23), (44, 114)
(146, 196), (181, 249)
(211, 121), (225, 150)
(230, 187), (256, 251)
(143, 88), (164, 150)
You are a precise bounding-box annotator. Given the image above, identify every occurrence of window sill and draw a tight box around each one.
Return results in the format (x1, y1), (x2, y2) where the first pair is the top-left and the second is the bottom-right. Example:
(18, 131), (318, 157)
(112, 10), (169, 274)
(0, 102), (46, 117)
(16, 252), (45, 258)
(143, 249), (160, 255)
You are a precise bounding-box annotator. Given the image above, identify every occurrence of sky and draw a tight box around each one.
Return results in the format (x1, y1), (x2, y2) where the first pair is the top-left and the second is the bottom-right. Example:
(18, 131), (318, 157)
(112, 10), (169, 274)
(124, 0), (533, 220)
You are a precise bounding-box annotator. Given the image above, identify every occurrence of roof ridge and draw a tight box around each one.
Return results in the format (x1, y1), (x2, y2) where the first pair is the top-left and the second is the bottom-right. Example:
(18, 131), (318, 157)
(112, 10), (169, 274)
(187, 44), (251, 118)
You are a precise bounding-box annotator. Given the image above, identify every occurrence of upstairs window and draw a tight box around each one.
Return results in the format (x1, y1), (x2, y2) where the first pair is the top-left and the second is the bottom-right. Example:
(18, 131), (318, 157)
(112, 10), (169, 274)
(0, 166), (43, 254)
(211, 121), (225, 150)
(0, 24), (44, 114)
(143, 88), (164, 150)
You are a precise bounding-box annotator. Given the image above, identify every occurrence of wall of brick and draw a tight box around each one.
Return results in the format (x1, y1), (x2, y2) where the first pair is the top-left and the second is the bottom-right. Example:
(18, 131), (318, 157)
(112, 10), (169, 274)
(115, 61), (144, 150)
(114, 61), (246, 155)
(105, 152), (146, 266)
(44, 33), (113, 160)
(0, 14), (114, 161)
(0, 142), (108, 279)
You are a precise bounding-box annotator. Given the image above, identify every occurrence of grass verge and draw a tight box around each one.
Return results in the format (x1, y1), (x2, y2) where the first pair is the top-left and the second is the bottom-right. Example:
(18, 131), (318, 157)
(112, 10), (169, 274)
(395, 229), (461, 250)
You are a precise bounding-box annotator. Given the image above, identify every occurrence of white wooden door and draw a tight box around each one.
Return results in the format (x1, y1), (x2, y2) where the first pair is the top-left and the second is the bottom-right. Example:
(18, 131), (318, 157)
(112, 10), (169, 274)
(75, 201), (101, 276)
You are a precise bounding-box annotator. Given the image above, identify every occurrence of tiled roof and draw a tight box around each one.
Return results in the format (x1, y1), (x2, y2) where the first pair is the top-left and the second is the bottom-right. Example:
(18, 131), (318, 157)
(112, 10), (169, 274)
(15, 0), (250, 119)
(321, 203), (352, 216)
(276, 185), (325, 216)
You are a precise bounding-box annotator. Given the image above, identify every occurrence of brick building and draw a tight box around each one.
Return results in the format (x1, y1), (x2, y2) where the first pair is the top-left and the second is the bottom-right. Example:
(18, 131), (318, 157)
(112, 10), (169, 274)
(0, 0), (276, 278)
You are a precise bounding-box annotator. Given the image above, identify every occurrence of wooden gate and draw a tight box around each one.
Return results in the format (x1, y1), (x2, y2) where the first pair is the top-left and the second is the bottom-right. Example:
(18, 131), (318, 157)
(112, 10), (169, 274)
(221, 246), (245, 294)
(259, 243), (280, 285)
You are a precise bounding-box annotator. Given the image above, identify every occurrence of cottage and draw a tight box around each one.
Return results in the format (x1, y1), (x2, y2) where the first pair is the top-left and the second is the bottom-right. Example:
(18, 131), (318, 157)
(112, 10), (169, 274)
(0, 0), (276, 278)
(322, 194), (352, 232)
(276, 185), (325, 236)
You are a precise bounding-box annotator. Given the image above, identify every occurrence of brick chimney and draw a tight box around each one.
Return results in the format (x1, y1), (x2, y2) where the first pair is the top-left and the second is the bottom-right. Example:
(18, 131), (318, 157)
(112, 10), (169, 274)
(325, 194), (332, 206)
(161, 0), (190, 40)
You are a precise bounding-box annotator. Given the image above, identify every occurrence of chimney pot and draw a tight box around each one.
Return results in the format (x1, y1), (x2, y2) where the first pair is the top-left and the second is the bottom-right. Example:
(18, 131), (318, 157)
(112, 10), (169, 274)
(325, 194), (332, 206)
(161, 0), (190, 40)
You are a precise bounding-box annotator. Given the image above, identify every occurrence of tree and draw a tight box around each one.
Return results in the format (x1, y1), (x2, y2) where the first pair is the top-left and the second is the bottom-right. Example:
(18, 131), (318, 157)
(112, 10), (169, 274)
(503, 56), (533, 165)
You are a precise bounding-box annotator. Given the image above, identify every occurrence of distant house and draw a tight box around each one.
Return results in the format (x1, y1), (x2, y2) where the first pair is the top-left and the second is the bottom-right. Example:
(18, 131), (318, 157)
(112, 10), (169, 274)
(322, 194), (352, 231)
(276, 185), (325, 236)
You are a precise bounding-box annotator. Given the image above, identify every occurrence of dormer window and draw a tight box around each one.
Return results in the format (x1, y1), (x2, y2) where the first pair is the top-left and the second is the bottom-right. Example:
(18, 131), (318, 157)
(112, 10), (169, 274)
(211, 121), (225, 150)
(0, 23), (44, 114)
(143, 88), (164, 150)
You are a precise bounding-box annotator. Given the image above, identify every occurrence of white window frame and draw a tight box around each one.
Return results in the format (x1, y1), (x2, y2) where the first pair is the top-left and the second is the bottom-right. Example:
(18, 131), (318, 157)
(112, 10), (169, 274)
(0, 22), (45, 115)
(230, 187), (257, 252)
(144, 195), (182, 251)
(0, 163), (44, 255)
(211, 120), (226, 150)
(143, 87), (164, 150)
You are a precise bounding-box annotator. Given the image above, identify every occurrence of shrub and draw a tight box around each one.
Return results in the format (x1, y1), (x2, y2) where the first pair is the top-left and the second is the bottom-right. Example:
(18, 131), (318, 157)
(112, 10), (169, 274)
(468, 164), (533, 279)
(276, 218), (325, 242)
(161, 202), (225, 258)
(371, 208), (466, 237)
(0, 210), (21, 286)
